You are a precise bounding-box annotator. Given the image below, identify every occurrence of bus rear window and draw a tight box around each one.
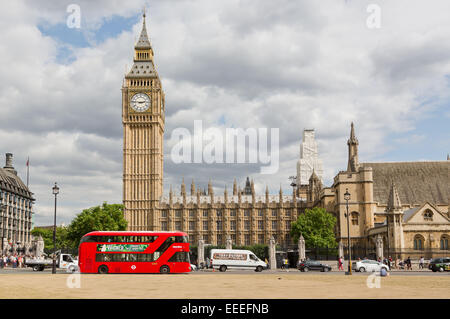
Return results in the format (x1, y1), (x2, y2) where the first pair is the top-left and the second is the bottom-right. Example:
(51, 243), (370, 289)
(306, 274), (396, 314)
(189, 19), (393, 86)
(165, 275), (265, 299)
(168, 252), (190, 263)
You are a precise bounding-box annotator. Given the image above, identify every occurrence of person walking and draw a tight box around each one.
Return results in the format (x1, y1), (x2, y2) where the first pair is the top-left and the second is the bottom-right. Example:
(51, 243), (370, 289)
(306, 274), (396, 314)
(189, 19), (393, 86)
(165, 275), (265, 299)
(284, 258), (289, 272)
(419, 256), (424, 269)
(338, 256), (344, 271)
(406, 256), (412, 270)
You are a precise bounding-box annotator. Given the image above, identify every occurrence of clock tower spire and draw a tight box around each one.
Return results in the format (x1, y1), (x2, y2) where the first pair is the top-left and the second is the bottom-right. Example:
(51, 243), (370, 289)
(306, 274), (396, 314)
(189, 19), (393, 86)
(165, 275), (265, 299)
(122, 12), (165, 231)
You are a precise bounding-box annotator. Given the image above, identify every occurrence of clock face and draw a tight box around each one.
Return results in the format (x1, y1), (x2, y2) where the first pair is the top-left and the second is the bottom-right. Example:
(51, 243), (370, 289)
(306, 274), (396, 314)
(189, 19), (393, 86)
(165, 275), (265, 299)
(130, 93), (151, 112)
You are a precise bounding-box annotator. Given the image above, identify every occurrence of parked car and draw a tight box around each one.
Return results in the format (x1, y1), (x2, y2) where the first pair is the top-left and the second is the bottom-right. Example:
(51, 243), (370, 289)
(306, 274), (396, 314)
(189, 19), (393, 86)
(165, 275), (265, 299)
(355, 259), (389, 272)
(298, 260), (332, 272)
(428, 257), (450, 272)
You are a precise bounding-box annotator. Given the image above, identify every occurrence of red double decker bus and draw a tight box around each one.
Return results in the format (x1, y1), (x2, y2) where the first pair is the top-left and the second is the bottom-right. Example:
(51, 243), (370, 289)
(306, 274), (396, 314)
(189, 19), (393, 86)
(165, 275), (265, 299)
(78, 231), (191, 274)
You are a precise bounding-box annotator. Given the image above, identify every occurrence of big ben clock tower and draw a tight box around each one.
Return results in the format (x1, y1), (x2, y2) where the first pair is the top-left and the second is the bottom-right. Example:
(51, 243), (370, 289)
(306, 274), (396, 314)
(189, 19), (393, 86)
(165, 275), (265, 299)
(122, 13), (165, 230)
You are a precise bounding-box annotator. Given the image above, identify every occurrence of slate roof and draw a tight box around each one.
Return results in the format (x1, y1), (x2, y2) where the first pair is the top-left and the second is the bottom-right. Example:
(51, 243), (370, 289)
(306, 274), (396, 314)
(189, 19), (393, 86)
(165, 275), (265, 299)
(0, 167), (33, 199)
(126, 60), (157, 78)
(135, 15), (152, 50)
(402, 207), (420, 222)
(361, 161), (448, 205)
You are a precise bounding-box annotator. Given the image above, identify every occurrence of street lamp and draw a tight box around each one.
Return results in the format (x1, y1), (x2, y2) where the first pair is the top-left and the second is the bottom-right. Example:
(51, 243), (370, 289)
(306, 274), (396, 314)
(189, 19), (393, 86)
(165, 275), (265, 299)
(52, 182), (60, 274)
(344, 189), (352, 275)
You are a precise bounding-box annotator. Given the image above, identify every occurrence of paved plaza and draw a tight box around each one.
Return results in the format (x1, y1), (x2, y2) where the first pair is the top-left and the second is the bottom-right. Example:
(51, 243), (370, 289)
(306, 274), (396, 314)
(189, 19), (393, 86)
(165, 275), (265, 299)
(0, 269), (448, 299)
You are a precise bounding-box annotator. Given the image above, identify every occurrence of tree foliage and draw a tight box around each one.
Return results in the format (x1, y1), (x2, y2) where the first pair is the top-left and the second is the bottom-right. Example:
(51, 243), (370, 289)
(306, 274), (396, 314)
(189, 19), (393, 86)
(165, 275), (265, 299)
(290, 207), (337, 248)
(31, 226), (70, 252)
(66, 202), (127, 247)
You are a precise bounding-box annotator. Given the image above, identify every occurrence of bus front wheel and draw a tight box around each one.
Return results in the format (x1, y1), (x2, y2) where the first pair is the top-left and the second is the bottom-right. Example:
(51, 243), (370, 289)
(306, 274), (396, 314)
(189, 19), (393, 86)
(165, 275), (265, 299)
(98, 265), (109, 274)
(219, 265), (227, 272)
(160, 265), (170, 274)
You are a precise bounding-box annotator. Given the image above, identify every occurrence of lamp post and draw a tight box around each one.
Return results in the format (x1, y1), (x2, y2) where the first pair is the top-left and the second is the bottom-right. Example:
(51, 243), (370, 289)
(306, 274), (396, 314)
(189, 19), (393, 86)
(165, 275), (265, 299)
(52, 182), (59, 274)
(344, 189), (352, 275)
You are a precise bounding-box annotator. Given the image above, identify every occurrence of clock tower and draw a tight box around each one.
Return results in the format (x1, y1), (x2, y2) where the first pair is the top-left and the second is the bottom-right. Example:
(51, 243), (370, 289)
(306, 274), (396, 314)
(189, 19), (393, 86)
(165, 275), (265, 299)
(122, 13), (165, 230)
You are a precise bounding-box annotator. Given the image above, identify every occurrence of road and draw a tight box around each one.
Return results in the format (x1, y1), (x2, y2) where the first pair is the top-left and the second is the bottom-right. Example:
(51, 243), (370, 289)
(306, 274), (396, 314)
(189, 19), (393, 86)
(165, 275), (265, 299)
(1, 267), (448, 276)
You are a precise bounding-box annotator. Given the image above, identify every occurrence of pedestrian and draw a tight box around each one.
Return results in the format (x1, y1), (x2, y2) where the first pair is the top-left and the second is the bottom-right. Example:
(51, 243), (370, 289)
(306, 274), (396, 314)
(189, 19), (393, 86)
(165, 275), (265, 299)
(419, 256), (424, 269)
(406, 256), (412, 270)
(338, 256), (344, 271)
(284, 258), (289, 272)
(388, 256), (392, 269)
(0, 255), (3, 268)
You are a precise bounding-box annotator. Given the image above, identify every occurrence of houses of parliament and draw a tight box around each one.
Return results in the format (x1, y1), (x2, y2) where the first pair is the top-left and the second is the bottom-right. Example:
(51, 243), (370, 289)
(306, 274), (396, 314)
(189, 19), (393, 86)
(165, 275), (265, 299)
(122, 14), (449, 255)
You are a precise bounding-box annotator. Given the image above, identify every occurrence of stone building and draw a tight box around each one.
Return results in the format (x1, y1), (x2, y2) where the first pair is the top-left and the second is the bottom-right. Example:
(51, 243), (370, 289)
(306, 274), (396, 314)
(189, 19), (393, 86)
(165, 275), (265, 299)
(310, 123), (449, 258)
(0, 153), (34, 254)
(158, 179), (303, 246)
(121, 14), (305, 247)
(296, 129), (323, 201)
(121, 14), (449, 254)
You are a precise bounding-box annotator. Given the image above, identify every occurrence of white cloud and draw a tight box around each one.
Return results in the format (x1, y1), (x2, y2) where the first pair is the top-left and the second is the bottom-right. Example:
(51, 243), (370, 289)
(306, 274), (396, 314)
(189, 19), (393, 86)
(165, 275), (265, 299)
(0, 0), (449, 225)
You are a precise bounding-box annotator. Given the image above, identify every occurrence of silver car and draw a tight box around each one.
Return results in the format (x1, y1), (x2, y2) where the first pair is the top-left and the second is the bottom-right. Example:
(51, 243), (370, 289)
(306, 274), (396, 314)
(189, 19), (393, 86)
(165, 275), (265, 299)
(356, 260), (389, 272)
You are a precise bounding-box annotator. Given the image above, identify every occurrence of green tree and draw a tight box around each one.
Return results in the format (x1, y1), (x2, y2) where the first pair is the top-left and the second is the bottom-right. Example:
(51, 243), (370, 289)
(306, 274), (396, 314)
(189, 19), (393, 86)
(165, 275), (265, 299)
(31, 226), (70, 252)
(67, 202), (127, 247)
(290, 207), (337, 248)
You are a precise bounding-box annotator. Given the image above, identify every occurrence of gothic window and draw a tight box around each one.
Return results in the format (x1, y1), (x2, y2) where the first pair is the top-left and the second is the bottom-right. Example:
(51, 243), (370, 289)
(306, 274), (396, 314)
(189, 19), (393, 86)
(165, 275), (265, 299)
(202, 210), (208, 218)
(230, 209), (236, 217)
(285, 221), (291, 230)
(286, 210), (291, 218)
(244, 221), (250, 230)
(175, 210), (182, 218)
(202, 221), (208, 231)
(216, 221), (222, 231)
(161, 210), (168, 218)
(423, 210), (433, 221)
(272, 221), (277, 230)
(258, 234), (264, 244)
(175, 221), (181, 231)
(216, 210), (222, 217)
(161, 221), (168, 231)
(413, 235), (425, 250)
(217, 234), (222, 245)
(440, 235), (449, 250)
(258, 220), (264, 230)
(272, 210), (277, 217)
(189, 210), (195, 218)
(244, 209), (250, 217)
(230, 221), (236, 231)
(244, 234), (250, 245)
(231, 234), (236, 243)
(189, 221), (196, 230)
(258, 209), (263, 217)
(351, 212), (359, 226)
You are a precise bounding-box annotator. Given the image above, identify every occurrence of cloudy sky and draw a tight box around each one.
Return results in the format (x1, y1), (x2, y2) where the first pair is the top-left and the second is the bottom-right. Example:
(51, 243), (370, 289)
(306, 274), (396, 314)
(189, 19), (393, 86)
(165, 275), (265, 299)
(1, 0), (449, 226)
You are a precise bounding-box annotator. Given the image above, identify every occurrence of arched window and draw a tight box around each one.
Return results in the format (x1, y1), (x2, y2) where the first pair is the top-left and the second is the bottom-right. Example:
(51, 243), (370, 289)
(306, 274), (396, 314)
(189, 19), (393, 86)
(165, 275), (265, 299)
(351, 212), (359, 226)
(423, 209), (433, 221)
(413, 235), (425, 250)
(440, 235), (449, 250)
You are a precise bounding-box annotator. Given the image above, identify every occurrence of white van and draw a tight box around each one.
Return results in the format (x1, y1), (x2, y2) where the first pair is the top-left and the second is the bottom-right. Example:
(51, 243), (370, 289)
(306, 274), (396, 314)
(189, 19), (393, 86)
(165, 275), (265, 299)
(210, 249), (267, 272)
